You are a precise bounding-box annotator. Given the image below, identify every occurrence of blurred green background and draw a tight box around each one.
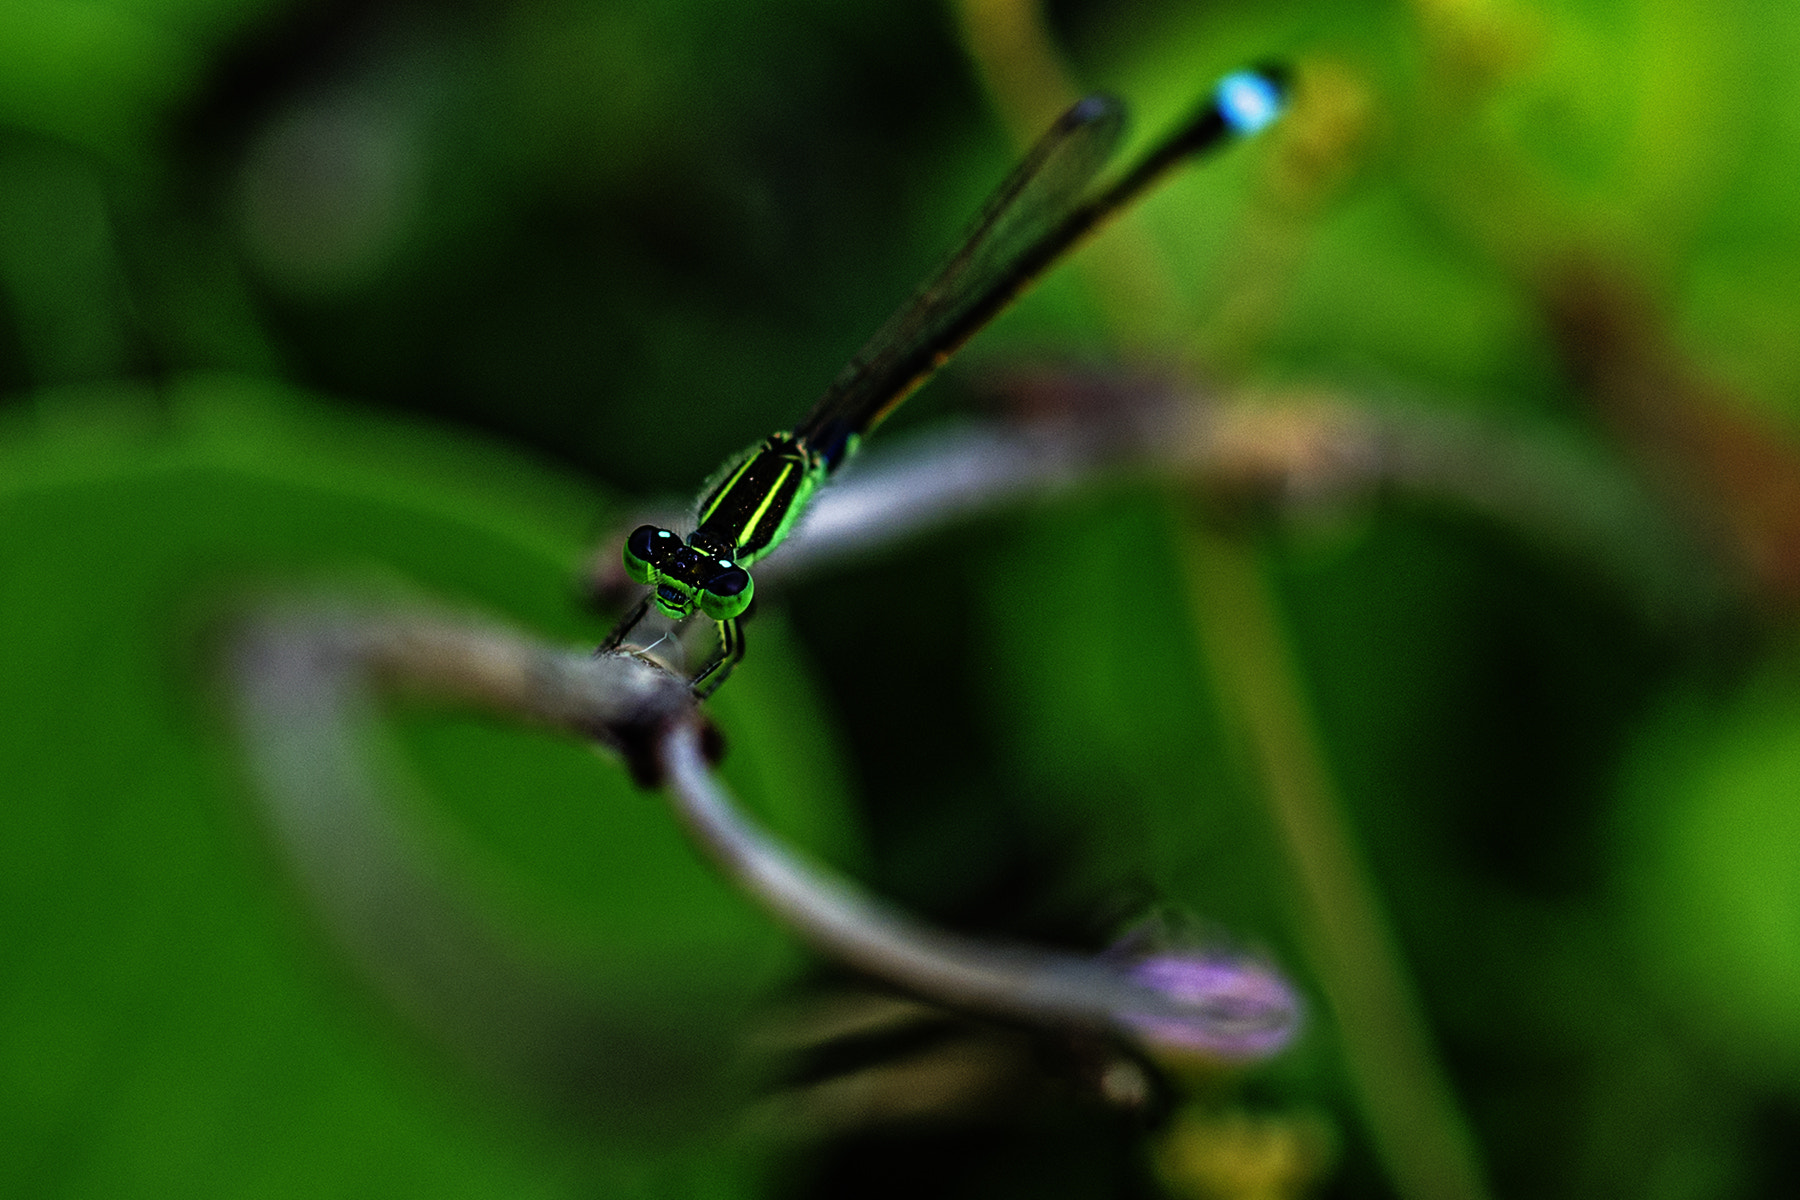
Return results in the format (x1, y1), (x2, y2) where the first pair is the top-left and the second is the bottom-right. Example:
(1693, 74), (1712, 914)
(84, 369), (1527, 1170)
(5, 0), (1800, 1196)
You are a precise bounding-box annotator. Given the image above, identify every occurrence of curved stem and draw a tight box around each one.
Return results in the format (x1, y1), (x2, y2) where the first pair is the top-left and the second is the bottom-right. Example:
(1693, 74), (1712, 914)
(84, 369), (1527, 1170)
(658, 718), (1298, 1058)
(226, 606), (705, 1107)
(594, 389), (1718, 626)
(230, 604), (1298, 1064)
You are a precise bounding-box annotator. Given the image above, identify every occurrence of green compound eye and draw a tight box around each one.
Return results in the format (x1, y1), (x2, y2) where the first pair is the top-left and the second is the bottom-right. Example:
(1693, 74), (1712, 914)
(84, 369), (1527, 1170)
(623, 524), (674, 585)
(698, 561), (754, 621)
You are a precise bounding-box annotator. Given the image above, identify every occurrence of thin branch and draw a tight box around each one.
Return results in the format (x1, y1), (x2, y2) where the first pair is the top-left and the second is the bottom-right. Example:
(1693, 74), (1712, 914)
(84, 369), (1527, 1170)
(230, 605), (1299, 1070)
(589, 382), (1727, 627)
(1181, 533), (1493, 1200)
(657, 717), (1300, 1060)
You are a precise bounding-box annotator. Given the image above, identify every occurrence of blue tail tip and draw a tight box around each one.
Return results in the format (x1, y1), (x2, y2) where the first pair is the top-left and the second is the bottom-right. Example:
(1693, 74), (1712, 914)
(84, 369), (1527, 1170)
(1215, 64), (1289, 136)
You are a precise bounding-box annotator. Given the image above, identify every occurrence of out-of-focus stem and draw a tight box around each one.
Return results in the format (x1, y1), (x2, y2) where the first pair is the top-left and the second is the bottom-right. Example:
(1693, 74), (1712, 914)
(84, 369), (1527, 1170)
(231, 603), (1300, 1066)
(949, 0), (1078, 145)
(952, 2), (1496, 1196)
(949, 0), (1188, 352)
(658, 718), (1300, 1058)
(591, 390), (1717, 626)
(1179, 529), (1492, 1200)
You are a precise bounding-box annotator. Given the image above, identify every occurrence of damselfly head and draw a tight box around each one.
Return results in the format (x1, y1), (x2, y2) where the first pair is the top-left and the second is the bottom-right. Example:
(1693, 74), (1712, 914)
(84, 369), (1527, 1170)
(621, 524), (754, 622)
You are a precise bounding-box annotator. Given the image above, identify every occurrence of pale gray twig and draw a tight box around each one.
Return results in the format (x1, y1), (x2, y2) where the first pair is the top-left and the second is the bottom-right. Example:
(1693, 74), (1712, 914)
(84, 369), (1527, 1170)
(589, 383), (1727, 626)
(657, 717), (1298, 1059)
(229, 604), (1299, 1067)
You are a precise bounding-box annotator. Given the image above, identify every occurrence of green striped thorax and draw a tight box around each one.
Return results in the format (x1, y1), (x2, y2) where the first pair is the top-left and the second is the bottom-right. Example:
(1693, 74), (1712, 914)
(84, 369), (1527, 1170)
(622, 432), (828, 622)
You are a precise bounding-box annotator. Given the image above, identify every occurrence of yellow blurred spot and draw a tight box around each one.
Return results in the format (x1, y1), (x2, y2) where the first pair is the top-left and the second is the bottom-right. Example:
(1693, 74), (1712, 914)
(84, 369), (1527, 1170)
(1154, 1107), (1337, 1200)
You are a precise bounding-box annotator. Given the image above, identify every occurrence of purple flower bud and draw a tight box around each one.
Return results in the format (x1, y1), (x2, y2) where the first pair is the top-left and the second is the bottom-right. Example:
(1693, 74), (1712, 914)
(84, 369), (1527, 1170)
(1121, 953), (1301, 1060)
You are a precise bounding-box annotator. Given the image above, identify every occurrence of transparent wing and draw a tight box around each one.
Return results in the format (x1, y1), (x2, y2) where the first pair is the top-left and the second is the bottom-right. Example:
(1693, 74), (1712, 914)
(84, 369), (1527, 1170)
(795, 95), (1126, 470)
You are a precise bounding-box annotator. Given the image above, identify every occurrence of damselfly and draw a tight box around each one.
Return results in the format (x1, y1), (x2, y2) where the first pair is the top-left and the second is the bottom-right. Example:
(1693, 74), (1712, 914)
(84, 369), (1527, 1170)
(607, 65), (1288, 694)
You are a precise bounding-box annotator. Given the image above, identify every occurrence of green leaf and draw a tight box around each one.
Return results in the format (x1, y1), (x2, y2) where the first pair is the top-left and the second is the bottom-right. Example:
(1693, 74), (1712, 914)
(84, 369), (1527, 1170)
(0, 376), (857, 1196)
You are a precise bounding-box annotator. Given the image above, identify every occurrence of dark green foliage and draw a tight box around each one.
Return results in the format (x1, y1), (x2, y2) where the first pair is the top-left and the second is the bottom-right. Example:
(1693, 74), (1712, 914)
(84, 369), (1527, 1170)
(6, 0), (1800, 1197)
